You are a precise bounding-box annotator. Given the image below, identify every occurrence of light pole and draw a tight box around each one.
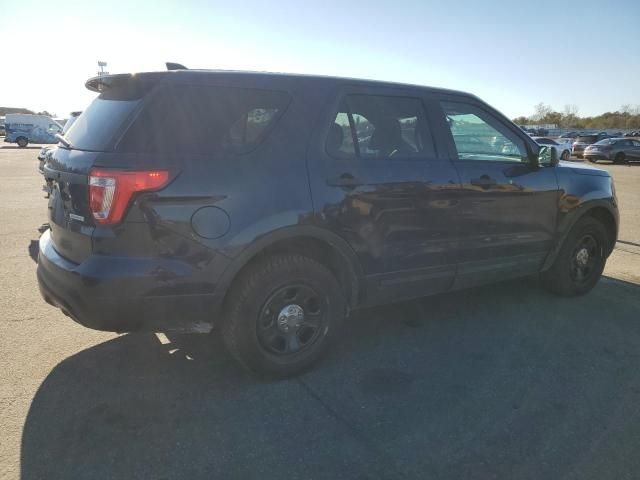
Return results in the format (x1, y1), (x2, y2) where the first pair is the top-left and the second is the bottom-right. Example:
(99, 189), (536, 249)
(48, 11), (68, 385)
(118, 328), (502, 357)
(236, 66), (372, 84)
(97, 61), (109, 76)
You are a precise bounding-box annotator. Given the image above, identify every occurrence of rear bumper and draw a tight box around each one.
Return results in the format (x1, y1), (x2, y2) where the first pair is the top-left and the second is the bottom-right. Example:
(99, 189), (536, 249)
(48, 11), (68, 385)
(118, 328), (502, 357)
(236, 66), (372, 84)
(37, 229), (227, 333)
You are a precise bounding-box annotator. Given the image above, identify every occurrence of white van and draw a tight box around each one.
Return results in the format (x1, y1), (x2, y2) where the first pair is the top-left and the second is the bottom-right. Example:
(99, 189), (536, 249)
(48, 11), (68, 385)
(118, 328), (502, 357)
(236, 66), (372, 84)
(3, 114), (63, 147)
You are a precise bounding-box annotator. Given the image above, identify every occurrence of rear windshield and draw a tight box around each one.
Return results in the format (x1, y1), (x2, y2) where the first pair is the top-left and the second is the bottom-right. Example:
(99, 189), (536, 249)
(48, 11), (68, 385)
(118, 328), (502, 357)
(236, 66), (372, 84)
(117, 85), (290, 155)
(64, 87), (143, 151)
(594, 138), (613, 145)
(576, 135), (598, 143)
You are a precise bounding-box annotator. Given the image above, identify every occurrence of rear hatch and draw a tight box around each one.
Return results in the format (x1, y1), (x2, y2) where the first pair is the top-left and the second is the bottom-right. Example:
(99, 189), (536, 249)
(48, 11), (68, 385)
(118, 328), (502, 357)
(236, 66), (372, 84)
(44, 76), (152, 263)
(575, 135), (598, 145)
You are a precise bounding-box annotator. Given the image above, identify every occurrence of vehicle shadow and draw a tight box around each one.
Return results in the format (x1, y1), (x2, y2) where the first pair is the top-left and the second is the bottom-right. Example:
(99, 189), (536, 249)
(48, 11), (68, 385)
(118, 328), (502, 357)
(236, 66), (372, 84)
(27, 240), (39, 263)
(21, 276), (640, 479)
(0, 146), (42, 150)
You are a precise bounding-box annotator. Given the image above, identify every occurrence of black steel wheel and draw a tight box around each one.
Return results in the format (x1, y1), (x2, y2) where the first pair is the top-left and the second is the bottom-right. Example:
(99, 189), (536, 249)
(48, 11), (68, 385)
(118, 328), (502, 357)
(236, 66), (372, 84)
(17, 137), (28, 148)
(569, 234), (600, 285)
(542, 217), (608, 296)
(256, 283), (327, 356)
(222, 254), (345, 377)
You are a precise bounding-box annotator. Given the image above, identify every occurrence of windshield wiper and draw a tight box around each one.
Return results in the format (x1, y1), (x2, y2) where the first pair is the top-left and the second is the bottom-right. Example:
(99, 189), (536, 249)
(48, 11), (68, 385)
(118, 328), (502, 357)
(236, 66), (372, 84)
(55, 133), (73, 149)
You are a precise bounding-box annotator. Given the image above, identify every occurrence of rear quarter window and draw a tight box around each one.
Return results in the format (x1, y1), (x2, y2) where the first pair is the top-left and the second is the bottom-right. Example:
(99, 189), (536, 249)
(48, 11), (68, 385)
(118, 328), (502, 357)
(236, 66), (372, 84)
(117, 85), (290, 155)
(64, 85), (145, 151)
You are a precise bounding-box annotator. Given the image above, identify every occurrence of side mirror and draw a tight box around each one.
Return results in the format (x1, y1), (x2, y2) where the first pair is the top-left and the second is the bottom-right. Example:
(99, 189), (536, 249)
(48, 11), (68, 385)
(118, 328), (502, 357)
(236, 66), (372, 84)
(538, 145), (559, 167)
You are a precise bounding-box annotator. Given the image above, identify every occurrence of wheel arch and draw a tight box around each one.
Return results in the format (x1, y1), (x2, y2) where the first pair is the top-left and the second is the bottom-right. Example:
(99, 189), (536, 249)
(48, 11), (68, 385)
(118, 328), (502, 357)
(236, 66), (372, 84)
(215, 226), (363, 319)
(542, 200), (619, 271)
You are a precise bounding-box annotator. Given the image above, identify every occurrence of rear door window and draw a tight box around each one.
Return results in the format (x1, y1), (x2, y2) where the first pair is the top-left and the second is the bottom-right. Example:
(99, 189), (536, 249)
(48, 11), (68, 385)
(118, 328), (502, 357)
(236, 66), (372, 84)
(326, 94), (435, 160)
(118, 85), (290, 155)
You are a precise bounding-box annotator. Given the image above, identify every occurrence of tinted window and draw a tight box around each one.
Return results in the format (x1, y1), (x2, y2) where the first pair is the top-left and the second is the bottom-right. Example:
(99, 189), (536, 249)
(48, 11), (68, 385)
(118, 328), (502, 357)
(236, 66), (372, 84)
(441, 102), (527, 162)
(577, 135), (598, 143)
(119, 85), (290, 155)
(326, 94), (435, 159)
(64, 87), (143, 151)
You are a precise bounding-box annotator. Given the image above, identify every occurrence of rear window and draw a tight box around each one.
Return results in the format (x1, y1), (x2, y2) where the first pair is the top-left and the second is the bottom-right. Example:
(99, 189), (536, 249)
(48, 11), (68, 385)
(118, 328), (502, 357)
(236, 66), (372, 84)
(117, 85), (290, 155)
(64, 86), (143, 151)
(576, 135), (598, 143)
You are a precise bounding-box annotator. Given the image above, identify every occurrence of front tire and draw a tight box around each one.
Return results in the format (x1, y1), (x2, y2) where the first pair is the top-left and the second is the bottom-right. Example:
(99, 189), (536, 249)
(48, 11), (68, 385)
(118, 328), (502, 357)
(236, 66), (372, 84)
(16, 137), (28, 148)
(542, 217), (608, 296)
(222, 254), (345, 378)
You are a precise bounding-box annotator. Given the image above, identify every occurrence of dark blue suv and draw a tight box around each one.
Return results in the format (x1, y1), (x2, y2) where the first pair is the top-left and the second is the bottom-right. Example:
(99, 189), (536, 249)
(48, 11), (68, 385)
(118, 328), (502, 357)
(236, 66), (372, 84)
(38, 67), (619, 376)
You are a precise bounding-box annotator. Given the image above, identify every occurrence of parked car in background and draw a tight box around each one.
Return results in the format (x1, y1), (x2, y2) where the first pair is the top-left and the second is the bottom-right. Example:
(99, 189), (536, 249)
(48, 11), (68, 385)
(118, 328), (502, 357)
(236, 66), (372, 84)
(0, 123), (5, 136)
(533, 137), (572, 160)
(584, 138), (640, 164)
(38, 111), (82, 174)
(572, 133), (609, 158)
(560, 131), (578, 139)
(3, 114), (62, 147)
(37, 67), (619, 377)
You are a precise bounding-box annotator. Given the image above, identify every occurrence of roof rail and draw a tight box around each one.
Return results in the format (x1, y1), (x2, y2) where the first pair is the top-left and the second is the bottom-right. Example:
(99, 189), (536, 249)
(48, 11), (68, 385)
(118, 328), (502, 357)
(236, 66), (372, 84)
(166, 62), (187, 71)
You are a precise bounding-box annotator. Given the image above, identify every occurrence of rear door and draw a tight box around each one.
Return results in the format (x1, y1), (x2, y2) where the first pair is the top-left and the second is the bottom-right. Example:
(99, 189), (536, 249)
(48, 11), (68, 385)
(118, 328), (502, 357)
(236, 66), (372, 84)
(44, 83), (145, 263)
(307, 86), (462, 304)
(618, 139), (640, 160)
(434, 98), (560, 289)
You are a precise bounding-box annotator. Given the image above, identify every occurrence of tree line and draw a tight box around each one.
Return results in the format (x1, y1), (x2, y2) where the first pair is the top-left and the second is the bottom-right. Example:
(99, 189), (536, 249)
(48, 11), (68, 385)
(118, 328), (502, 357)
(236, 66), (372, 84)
(513, 103), (640, 129)
(0, 107), (57, 118)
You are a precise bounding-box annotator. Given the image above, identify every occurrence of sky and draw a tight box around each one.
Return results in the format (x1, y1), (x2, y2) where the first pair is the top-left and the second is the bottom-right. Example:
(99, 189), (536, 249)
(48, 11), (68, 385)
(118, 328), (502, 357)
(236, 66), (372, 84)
(1, 0), (638, 120)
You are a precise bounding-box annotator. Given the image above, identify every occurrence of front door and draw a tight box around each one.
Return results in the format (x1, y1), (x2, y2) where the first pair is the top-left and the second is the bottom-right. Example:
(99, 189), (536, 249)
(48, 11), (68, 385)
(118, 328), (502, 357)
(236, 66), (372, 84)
(307, 88), (462, 305)
(435, 99), (560, 289)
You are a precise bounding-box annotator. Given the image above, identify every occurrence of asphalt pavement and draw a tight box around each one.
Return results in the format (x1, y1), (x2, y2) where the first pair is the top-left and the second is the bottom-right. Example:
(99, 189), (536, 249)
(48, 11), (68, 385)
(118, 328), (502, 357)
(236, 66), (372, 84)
(1, 145), (640, 480)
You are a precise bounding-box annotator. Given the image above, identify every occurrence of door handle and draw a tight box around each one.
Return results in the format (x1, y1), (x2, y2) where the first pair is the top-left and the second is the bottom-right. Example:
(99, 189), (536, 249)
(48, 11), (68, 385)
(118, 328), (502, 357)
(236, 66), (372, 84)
(470, 175), (497, 189)
(327, 173), (361, 187)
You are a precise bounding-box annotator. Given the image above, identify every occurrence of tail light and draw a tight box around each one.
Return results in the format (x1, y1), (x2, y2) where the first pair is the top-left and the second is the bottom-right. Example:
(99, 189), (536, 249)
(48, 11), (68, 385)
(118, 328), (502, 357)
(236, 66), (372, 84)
(89, 169), (170, 225)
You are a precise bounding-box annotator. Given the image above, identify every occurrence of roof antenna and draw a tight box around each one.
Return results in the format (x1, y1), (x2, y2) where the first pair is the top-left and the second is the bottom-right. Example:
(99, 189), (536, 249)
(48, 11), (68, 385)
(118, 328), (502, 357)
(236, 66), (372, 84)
(166, 62), (187, 71)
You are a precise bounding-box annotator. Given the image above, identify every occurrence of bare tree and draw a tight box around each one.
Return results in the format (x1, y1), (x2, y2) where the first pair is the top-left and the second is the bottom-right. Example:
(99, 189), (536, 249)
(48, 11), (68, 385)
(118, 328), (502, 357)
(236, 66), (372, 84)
(562, 104), (579, 128)
(532, 102), (552, 122)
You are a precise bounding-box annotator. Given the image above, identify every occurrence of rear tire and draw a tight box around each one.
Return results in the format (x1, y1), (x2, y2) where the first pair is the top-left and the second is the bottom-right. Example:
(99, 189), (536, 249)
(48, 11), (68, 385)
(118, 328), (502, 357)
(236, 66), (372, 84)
(561, 150), (570, 160)
(16, 137), (28, 148)
(222, 254), (345, 378)
(541, 217), (608, 296)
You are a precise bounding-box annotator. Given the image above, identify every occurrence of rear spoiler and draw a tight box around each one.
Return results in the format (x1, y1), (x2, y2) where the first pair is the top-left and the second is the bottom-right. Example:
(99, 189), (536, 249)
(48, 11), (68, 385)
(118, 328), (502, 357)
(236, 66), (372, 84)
(85, 74), (138, 93)
(85, 63), (188, 92)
